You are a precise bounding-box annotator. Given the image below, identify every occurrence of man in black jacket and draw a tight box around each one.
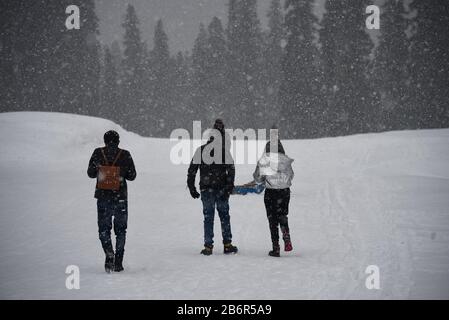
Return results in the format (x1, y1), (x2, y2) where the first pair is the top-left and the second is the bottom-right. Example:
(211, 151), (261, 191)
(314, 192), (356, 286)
(87, 130), (136, 272)
(187, 119), (238, 255)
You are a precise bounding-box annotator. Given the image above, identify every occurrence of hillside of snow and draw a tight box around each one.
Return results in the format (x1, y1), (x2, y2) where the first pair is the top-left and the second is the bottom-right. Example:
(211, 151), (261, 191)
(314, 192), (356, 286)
(0, 112), (449, 299)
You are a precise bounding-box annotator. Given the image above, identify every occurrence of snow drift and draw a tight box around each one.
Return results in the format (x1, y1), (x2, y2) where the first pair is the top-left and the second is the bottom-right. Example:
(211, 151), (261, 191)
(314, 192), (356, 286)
(0, 112), (449, 299)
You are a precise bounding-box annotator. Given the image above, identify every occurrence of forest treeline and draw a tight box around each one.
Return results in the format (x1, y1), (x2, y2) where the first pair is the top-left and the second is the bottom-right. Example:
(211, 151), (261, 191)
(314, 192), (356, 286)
(1, 0), (448, 138)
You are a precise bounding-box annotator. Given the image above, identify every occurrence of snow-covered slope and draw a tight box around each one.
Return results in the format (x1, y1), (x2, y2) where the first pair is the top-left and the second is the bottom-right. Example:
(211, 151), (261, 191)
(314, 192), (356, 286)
(1, 112), (449, 299)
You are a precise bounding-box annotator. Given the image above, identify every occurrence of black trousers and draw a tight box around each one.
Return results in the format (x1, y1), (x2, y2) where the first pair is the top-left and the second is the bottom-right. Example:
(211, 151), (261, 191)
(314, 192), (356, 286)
(97, 199), (128, 258)
(264, 188), (291, 245)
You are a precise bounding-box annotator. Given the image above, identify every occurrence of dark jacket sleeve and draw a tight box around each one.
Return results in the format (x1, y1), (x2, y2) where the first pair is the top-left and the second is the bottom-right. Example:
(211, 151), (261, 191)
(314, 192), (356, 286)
(121, 151), (136, 181)
(223, 148), (235, 188)
(87, 148), (100, 179)
(187, 147), (201, 190)
(226, 163), (235, 188)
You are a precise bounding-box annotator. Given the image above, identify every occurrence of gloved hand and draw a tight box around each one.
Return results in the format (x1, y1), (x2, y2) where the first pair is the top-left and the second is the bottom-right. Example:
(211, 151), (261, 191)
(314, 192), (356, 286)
(224, 185), (234, 198)
(189, 188), (200, 199)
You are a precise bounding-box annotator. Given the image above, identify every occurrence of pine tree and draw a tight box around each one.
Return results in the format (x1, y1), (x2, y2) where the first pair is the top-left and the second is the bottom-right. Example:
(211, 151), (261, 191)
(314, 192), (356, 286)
(226, 0), (240, 89)
(110, 41), (123, 75)
(205, 17), (229, 122)
(191, 23), (210, 125)
(122, 4), (145, 132)
(180, 51), (196, 132)
(50, 0), (101, 116)
(109, 40), (124, 97)
(4, 1), (60, 112)
(79, 0), (101, 116)
(264, 0), (284, 125)
(409, 1), (449, 128)
(0, 1), (26, 112)
(280, 0), (323, 138)
(320, 0), (375, 136)
(100, 46), (119, 121)
(149, 19), (172, 136)
(0, 1), (100, 116)
(373, 0), (411, 131)
(226, 0), (263, 129)
(170, 51), (192, 130)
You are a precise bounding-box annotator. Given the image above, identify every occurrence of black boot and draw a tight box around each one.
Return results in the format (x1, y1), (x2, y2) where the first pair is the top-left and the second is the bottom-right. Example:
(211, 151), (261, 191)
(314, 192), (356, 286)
(201, 244), (213, 256)
(114, 254), (124, 272)
(268, 243), (280, 257)
(104, 252), (115, 273)
(223, 243), (238, 254)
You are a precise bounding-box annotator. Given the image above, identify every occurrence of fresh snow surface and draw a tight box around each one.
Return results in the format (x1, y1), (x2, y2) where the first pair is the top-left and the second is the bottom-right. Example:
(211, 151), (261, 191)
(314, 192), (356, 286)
(0, 112), (449, 299)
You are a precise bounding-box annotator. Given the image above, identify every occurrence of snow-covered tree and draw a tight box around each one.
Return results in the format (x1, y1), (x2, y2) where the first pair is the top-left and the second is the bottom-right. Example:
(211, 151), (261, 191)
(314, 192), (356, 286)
(205, 17), (229, 122)
(100, 46), (120, 121)
(0, 1), (24, 112)
(320, 0), (375, 136)
(409, 0), (449, 129)
(226, 0), (264, 129)
(280, 0), (323, 138)
(373, 0), (411, 131)
(0, 1), (100, 116)
(170, 51), (192, 130)
(122, 4), (145, 132)
(191, 23), (210, 125)
(149, 19), (172, 136)
(263, 0), (285, 124)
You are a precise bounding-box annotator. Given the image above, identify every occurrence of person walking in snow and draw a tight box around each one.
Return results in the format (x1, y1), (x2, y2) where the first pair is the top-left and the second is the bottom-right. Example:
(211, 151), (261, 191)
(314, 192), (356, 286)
(187, 119), (238, 255)
(87, 130), (136, 272)
(253, 138), (294, 257)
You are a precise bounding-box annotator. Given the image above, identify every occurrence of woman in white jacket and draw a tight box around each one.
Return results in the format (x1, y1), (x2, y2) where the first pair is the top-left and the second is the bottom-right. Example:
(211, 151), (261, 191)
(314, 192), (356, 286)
(253, 140), (294, 257)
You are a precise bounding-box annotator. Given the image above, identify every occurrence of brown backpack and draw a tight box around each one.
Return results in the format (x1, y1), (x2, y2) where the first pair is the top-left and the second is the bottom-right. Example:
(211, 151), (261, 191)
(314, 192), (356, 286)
(97, 148), (122, 191)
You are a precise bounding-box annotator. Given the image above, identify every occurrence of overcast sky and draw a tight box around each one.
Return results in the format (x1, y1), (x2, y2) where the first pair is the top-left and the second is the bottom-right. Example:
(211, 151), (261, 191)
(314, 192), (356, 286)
(95, 0), (327, 53)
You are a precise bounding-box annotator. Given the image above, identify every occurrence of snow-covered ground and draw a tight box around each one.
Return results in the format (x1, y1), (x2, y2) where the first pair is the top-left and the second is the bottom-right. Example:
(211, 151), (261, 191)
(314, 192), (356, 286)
(0, 112), (448, 299)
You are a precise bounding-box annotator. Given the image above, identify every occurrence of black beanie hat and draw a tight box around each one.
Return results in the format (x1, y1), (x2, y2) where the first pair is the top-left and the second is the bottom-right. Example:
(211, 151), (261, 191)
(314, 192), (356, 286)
(104, 130), (120, 145)
(213, 119), (224, 132)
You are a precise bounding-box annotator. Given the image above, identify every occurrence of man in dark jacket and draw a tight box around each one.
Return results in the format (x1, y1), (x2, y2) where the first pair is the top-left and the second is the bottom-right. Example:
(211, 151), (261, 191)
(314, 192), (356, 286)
(187, 119), (238, 255)
(87, 130), (136, 272)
